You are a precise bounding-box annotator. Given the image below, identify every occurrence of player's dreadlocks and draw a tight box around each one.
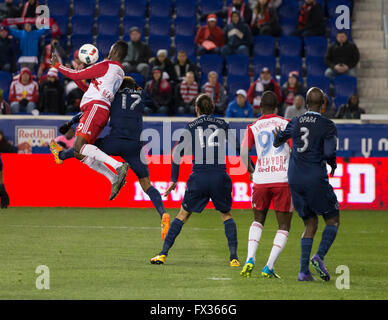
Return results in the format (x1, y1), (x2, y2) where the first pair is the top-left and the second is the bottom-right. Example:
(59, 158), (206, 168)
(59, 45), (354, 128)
(195, 94), (215, 115)
(120, 76), (141, 91)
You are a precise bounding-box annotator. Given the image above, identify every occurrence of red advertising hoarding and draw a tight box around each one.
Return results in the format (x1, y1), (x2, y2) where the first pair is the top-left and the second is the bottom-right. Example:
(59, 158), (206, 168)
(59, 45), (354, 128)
(2, 154), (388, 210)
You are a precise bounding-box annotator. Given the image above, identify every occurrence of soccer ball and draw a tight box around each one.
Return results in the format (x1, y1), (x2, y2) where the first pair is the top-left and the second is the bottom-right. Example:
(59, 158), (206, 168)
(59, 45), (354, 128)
(78, 44), (99, 65)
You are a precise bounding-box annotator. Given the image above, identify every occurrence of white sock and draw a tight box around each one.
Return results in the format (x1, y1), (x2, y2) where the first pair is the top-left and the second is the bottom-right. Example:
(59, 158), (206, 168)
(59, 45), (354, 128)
(247, 221), (263, 263)
(82, 157), (118, 184)
(80, 144), (122, 170)
(266, 230), (289, 270)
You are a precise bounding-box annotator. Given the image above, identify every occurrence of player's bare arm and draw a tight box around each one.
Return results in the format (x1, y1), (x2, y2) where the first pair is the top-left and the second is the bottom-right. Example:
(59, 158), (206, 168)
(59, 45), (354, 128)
(164, 182), (177, 197)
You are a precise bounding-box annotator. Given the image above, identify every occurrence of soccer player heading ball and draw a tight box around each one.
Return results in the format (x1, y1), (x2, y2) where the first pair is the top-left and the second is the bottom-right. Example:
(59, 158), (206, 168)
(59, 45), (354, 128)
(273, 87), (340, 281)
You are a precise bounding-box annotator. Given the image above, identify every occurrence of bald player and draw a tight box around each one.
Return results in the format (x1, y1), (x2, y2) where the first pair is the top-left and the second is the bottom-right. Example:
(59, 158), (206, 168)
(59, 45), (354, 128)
(273, 87), (339, 282)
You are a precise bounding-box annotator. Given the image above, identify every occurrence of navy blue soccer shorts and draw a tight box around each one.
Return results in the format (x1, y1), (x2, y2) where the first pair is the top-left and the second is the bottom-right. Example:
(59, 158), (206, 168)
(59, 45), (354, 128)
(95, 137), (149, 179)
(289, 181), (339, 221)
(182, 170), (233, 214)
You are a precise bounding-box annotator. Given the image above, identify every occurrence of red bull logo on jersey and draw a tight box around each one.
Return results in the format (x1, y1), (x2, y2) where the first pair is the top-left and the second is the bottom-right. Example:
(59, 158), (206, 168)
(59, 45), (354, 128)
(16, 126), (57, 148)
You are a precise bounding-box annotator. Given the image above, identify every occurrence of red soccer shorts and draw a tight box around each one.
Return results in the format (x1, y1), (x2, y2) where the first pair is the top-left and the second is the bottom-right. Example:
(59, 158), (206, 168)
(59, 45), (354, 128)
(76, 101), (110, 144)
(252, 183), (293, 213)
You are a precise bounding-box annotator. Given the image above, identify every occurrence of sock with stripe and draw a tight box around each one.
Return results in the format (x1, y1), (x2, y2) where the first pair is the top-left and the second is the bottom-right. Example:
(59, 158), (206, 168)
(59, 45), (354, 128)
(59, 148), (75, 161)
(316, 225), (338, 260)
(224, 218), (238, 261)
(80, 144), (122, 170)
(266, 230), (289, 270)
(82, 156), (117, 184)
(246, 221), (263, 263)
(300, 238), (314, 274)
(161, 218), (184, 256)
(145, 186), (166, 219)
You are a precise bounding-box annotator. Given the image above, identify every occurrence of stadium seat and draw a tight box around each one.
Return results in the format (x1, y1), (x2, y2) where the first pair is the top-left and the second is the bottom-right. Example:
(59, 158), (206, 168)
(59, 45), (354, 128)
(333, 75), (357, 98)
(148, 16), (172, 37)
(279, 56), (303, 79)
(127, 72), (145, 87)
(334, 95), (348, 110)
(149, 0), (172, 18)
(226, 0), (247, 5)
(99, 0), (122, 17)
(306, 56), (326, 77)
(253, 55), (276, 78)
(148, 35), (171, 56)
(306, 76), (331, 97)
(52, 16), (69, 36)
(97, 16), (120, 37)
(175, 36), (196, 62)
(0, 71), (12, 102)
(97, 35), (119, 58)
(71, 35), (94, 52)
(253, 36), (275, 57)
(280, 20), (298, 37)
(199, 54), (223, 77)
(47, 0), (70, 16)
(71, 16), (94, 36)
(277, 1), (299, 21)
(226, 55), (250, 76)
(199, 0), (223, 16)
(327, 0), (351, 18)
(73, 0), (96, 16)
(175, 0), (198, 18)
(124, 0), (147, 17)
(278, 36), (302, 57)
(227, 75), (251, 100)
(122, 16), (145, 37)
(304, 36), (328, 58)
(174, 17), (197, 37)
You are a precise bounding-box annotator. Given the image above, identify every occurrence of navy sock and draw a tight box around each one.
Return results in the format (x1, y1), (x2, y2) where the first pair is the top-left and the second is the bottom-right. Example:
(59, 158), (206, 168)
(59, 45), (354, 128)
(59, 148), (75, 161)
(224, 218), (238, 261)
(161, 218), (184, 256)
(146, 186), (166, 219)
(317, 225), (338, 260)
(300, 238), (314, 274)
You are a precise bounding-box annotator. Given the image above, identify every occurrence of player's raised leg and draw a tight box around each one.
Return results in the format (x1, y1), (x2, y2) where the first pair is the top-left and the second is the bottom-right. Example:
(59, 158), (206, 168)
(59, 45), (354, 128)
(139, 176), (170, 241)
(298, 216), (318, 281)
(150, 206), (191, 264)
(311, 213), (340, 281)
(241, 209), (266, 277)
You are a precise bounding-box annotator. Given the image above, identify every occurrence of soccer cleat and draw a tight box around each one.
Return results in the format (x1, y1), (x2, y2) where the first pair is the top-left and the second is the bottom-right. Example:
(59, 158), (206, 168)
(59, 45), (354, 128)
(240, 258), (255, 277)
(150, 254), (167, 265)
(297, 272), (316, 281)
(161, 213), (170, 241)
(109, 162), (129, 201)
(310, 254), (330, 281)
(230, 259), (241, 267)
(261, 265), (281, 279)
(49, 140), (63, 164)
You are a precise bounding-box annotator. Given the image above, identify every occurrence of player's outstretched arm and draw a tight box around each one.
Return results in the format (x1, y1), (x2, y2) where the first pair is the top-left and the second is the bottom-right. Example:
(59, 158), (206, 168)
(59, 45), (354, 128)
(59, 113), (83, 134)
(164, 182), (177, 197)
(52, 58), (108, 81)
(273, 119), (294, 148)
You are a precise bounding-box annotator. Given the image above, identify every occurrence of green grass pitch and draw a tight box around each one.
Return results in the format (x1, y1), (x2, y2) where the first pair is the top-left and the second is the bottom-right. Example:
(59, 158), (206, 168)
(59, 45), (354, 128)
(0, 208), (387, 300)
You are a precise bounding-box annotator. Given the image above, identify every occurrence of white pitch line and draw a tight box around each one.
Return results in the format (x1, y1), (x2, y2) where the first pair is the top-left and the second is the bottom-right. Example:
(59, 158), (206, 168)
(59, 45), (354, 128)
(207, 277), (232, 281)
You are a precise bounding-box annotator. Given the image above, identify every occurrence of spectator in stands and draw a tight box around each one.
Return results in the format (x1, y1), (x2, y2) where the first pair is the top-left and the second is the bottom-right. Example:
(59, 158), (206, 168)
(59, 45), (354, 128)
(55, 127), (75, 150)
(222, 0), (253, 25)
(0, 129), (17, 153)
(9, 23), (49, 71)
(20, 0), (39, 18)
(0, 0), (20, 21)
(336, 94), (365, 119)
(201, 71), (228, 115)
(0, 89), (10, 114)
(37, 68), (65, 114)
(150, 49), (178, 85)
(222, 9), (252, 57)
(174, 71), (199, 115)
(9, 67), (39, 113)
(292, 0), (325, 37)
(226, 89), (254, 118)
(0, 24), (17, 73)
(268, 0), (282, 8)
(145, 66), (172, 114)
(284, 94), (307, 119)
(324, 31), (360, 79)
(247, 67), (282, 115)
(174, 50), (199, 83)
(122, 26), (153, 81)
(37, 37), (66, 79)
(195, 14), (225, 56)
(250, 0), (281, 36)
(282, 71), (306, 110)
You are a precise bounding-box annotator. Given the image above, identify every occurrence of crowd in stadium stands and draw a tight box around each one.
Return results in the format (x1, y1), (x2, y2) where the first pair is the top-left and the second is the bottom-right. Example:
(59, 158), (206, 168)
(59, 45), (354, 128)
(0, 0), (362, 120)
